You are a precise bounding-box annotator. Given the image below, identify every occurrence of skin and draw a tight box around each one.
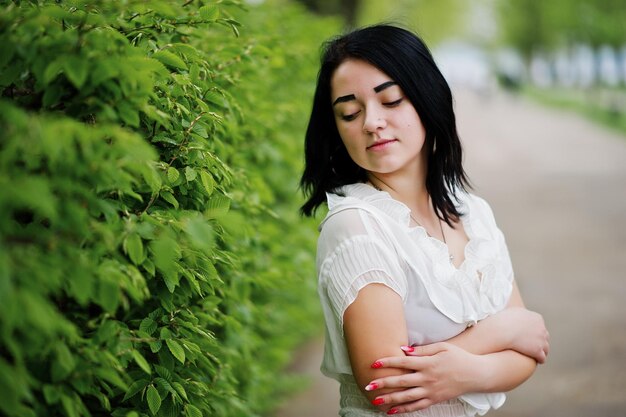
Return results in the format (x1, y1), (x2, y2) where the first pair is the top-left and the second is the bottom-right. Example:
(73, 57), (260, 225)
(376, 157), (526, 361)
(364, 284), (549, 413)
(331, 59), (549, 414)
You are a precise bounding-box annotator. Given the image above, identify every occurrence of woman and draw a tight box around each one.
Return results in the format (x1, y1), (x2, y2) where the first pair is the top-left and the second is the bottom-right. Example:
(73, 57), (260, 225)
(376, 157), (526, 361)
(300, 25), (549, 416)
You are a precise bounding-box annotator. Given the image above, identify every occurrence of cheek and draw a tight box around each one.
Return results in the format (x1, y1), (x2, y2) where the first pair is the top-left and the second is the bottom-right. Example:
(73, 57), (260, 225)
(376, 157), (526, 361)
(337, 125), (360, 146)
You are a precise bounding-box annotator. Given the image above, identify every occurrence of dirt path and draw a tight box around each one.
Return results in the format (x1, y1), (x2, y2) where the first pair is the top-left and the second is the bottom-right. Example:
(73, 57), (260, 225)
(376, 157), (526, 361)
(275, 89), (626, 417)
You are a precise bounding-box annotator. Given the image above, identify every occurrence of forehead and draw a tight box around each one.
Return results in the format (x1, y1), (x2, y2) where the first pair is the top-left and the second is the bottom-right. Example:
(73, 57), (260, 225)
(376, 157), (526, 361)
(330, 59), (394, 98)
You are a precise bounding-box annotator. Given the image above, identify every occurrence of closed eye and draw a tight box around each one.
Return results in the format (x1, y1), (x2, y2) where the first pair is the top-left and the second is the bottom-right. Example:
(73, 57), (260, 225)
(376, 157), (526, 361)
(341, 111), (361, 121)
(383, 98), (403, 107)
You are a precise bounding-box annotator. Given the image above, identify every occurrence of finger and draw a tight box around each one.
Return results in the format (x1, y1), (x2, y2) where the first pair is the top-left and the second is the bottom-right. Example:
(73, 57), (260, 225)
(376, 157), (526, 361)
(401, 342), (448, 357)
(370, 387), (428, 408)
(365, 373), (425, 391)
(536, 351), (546, 364)
(371, 356), (429, 370)
(385, 397), (433, 415)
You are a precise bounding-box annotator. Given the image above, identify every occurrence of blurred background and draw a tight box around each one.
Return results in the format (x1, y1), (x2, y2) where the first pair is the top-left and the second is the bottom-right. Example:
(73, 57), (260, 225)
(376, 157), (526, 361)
(275, 0), (626, 416)
(2, 0), (622, 416)
(297, 0), (626, 132)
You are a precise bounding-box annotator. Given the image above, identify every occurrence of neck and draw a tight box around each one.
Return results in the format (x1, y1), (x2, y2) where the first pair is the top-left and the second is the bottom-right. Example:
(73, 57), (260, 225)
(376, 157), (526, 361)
(367, 164), (432, 215)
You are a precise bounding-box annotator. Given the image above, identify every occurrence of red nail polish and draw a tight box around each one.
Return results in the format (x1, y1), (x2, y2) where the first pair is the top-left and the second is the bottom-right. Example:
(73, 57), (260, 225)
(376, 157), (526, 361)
(400, 345), (414, 353)
(372, 398), (385, 406)
(387, 408), (399, 415)
(365, 382), (379, 391)
(371, 361), (384, 369)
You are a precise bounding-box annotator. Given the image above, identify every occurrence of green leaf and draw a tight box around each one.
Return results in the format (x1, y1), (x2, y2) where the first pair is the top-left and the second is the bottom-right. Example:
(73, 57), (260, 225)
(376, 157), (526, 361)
(199, 171), (215, 195)
(162, 270), (179, 293)
(0, 64), (21, 87)
(43, 384), (62, 404)
(117, 101), (140, 128)
(146, 385), (161, 415)
(132, 350), (151, 375)
(63, 55), (89, 88)
(167, 167), (180, 184)
(183, 216), (214, 251)
(95, 368), (128, 391)
(91, 58), (119, 86)
(98, 278), (120, 314)
(122, 379), (149, 402)
(139, 317), (157, 335)
(149, 339), (162, 353)
(0, 37), (15, 68)
(43, 58), (65, 85)
(199, 5), (220, 20)
(159, 327), (172, 340)
(154, 364), (172, 381)
(61, 394), (79, 417)
(143, 258), (156, 277)
(42, 83), (64, 108)
(171, 382), (188, 402)
(204, 195), (231, 219)
(185, 404), (203, 417)
(160, 191), (179, 208)
(204, 91), (225, 107)
(150, 236), (181, 294)
(66, 256), (94, 305)
(125, 233), (145, 265)
(154, 377), (176, 397)
(140, 162), (163, 193)
(184, 167), (197, 182)
(165, 339), (185, 364)
(55, 343), (76, 379)
(152, 50), (188, 71)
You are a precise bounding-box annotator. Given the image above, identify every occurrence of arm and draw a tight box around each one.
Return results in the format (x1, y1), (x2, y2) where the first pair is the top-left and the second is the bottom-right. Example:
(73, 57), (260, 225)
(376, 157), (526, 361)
(439, 280), (549, 362)
(363, 281), (548, 413)
(343, 283), (411, 410)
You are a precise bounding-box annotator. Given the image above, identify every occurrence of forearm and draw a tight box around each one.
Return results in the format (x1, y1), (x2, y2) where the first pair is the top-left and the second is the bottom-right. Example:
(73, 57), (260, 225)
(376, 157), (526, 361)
(446, 280), (547, 359)
(473, 350), (536, 392)
(444, 314), (513, 355)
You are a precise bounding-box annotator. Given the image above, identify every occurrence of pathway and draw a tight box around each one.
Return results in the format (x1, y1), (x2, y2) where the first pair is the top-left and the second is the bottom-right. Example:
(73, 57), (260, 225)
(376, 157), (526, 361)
(275, 88), (626, 417)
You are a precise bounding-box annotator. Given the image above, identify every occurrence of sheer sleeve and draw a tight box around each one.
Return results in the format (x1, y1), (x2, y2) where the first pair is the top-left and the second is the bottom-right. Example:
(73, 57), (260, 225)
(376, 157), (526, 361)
(318, 209), (407, 331)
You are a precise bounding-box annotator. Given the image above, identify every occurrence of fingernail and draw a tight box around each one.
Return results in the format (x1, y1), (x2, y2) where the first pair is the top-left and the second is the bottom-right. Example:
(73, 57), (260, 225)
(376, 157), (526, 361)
(372, 397), (385, 406)
(365, 382), (379, 391)
(371, 361), (384, 369)
(387, 408), (399, 415)
(400, 345), (414, 353)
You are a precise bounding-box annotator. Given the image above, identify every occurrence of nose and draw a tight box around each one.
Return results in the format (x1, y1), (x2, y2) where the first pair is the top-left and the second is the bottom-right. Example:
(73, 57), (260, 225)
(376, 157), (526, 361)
(362, 106), (387, 133)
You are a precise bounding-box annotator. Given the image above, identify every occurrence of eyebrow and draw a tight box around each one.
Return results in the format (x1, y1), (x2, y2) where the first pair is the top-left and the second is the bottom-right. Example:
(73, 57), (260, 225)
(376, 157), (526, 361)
(332, 81), (398, 106)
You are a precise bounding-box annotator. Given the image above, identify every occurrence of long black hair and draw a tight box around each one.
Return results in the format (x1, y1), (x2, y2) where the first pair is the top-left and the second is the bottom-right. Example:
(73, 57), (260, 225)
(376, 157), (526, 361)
(299, 24), (470, 225)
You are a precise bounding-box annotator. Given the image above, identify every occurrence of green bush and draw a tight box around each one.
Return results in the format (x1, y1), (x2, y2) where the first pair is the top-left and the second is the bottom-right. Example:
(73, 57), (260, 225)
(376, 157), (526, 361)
(0, 1), (337, 416)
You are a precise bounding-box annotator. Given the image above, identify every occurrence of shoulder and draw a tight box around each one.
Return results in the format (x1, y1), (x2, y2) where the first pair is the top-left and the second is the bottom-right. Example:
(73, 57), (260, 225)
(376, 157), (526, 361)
(317, 206), (375, 261)
(320, 206), (367, 237)
(460, 192), (497, 224)
(320, 184), (382, 240)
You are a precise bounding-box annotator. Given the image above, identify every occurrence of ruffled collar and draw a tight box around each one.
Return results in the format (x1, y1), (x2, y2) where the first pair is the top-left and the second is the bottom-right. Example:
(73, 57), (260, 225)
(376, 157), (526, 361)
(327, 183), (412, 227)
(324, 183), (513, 324)
(327, 183), (471, 234)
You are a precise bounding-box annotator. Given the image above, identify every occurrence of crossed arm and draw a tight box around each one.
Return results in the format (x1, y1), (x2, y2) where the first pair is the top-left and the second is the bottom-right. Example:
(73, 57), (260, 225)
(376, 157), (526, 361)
(343, 281), (549, 414)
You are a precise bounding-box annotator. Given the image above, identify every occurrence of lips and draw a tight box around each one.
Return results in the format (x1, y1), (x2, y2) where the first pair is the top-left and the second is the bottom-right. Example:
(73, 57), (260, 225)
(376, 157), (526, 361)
(367, 139), (397, 150)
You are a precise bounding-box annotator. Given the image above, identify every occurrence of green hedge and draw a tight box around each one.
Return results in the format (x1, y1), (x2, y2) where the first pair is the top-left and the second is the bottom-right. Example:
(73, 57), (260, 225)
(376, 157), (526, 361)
(0, 1), (337, 416)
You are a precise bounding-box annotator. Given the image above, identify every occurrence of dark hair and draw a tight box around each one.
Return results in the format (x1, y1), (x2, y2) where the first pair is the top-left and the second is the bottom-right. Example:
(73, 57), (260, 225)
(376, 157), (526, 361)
(299, 24), (470, 225)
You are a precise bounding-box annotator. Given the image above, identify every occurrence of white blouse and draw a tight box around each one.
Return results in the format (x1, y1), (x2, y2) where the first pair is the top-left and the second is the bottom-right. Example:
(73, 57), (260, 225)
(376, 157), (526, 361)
(316, 183), (514, 417)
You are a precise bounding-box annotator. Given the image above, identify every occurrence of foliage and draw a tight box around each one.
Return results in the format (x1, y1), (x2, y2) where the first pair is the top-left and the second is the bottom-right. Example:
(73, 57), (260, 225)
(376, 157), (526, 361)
(0, 1), (337, 416)
(357, 0), (470, 46)
(295, 0), (360, 26)
(496, 0), (626, 58)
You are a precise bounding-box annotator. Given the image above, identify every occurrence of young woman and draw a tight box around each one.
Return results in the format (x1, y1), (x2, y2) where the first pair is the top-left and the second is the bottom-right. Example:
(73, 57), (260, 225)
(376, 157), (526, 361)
(300, 25), (549, 417)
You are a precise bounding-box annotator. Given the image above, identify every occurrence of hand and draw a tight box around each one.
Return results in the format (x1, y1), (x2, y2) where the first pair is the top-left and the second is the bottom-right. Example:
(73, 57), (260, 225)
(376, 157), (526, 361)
(495, 307), (550, 363)
(366, 342), (484, 414)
